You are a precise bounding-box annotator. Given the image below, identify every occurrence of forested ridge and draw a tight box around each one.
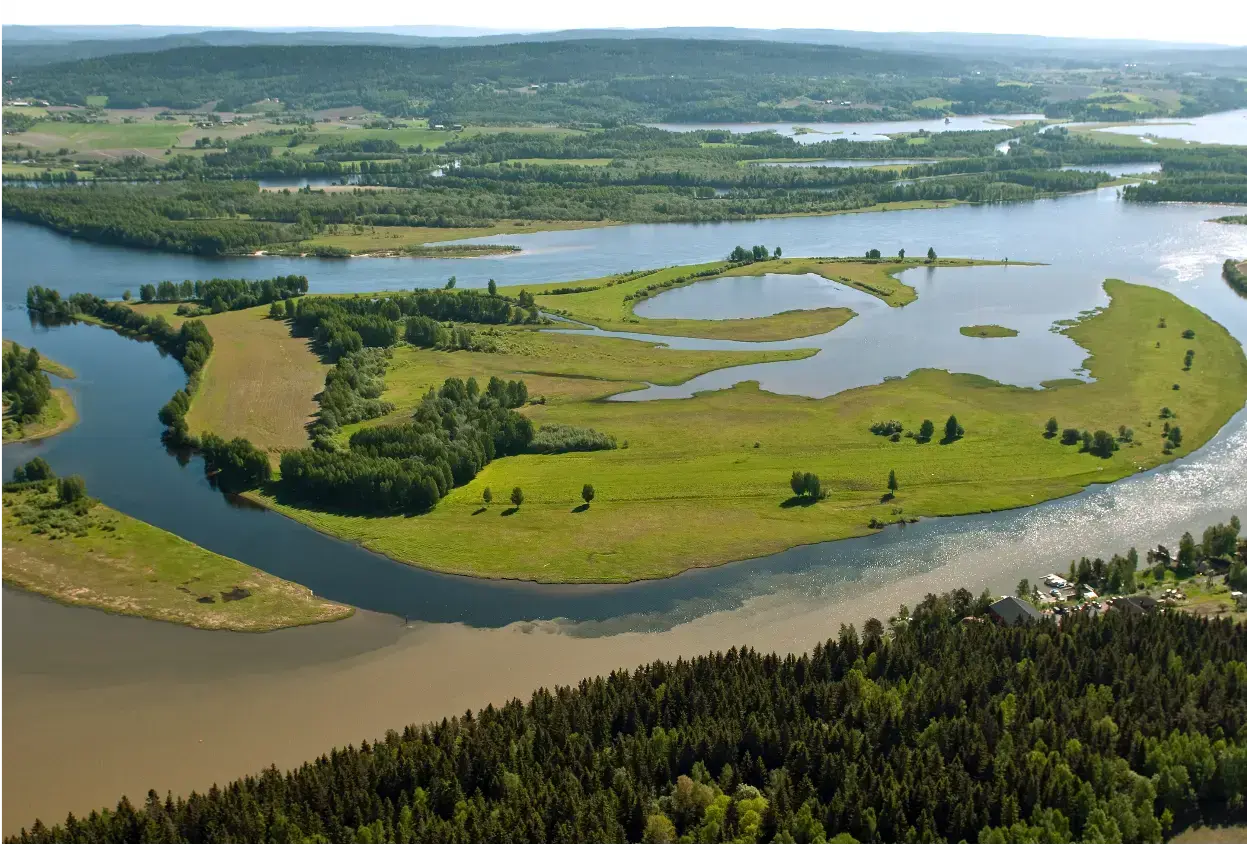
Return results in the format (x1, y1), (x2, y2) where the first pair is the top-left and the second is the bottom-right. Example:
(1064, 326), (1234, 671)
(8, 589), (1246, 843)
(3, 40), (1009, 122)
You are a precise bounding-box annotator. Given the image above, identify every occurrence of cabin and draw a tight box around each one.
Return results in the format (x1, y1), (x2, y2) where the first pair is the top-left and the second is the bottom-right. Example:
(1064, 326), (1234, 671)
(988, 596), (1042, 626)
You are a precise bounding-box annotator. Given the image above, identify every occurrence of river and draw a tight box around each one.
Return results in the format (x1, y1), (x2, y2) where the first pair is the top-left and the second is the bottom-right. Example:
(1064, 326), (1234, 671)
(4, 184), (1247, 831)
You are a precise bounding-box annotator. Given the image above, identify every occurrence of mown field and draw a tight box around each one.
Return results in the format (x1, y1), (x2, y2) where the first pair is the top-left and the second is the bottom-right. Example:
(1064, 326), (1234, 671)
(131, 303), (328, 452)
(258, 276), (1247, 582)
(2, 485), (351, 630)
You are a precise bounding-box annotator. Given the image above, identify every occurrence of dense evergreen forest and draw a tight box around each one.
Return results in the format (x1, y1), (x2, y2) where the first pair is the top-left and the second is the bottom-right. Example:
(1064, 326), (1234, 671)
(4, 40), (1020, 122)
(9, 586), (1247, 843)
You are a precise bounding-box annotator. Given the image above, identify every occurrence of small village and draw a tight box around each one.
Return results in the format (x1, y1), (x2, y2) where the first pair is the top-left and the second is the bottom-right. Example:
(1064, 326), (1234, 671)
(979, 521), (1247, 627)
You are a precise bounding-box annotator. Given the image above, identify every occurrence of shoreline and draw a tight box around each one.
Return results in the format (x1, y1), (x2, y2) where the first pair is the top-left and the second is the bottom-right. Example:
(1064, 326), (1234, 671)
(1, 486), (354, 633)
(2, 387), (78, 444)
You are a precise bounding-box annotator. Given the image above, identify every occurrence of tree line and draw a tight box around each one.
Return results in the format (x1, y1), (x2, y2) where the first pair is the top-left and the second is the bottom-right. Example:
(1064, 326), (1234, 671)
(9, 570), (1247, 843)
(135, 274), (308, 313)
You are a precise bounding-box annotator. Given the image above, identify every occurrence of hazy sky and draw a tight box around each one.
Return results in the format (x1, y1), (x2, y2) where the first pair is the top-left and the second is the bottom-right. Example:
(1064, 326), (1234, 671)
(7, 0), (1247, 46)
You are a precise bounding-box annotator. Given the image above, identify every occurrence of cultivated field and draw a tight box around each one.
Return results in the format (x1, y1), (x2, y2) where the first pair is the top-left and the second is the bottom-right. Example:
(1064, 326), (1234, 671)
(130, 304), (328, 453)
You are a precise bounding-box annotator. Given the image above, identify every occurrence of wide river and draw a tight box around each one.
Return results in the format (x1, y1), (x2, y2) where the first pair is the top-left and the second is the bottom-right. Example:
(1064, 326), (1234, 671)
(4, 182), (1247, 830)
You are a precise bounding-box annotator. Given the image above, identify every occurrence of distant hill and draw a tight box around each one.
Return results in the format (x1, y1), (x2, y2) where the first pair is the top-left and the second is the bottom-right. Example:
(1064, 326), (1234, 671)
(4, 39), (994, 122)
(4, 25), (1243, 69)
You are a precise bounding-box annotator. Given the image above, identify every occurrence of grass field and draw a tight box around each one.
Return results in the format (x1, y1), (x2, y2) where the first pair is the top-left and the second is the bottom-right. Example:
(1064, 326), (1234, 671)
(1069, 127), (1195, 149)
(912, 97), (954, 109)
(258, 278), (1247, 582)
(11, 120), (185, 152)
(2, 485), (351, 631)
(341, 326), (818, 439)
(519, 257), (1016, 340)
(960, 324), (1020, 338)
(129, 304), (328, 453)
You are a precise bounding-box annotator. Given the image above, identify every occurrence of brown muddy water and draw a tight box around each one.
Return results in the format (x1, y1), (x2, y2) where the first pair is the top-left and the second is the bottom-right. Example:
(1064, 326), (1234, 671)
(1, 547), (1050, 834)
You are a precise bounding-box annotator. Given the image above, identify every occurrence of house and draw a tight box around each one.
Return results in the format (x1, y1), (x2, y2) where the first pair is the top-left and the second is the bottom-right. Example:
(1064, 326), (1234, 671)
(1115, 596), (1159, 615)
(988, 596), (1042, 626)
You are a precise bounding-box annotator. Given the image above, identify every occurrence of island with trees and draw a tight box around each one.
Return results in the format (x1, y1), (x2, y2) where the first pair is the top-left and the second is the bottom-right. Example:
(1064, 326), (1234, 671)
(2, 341), (78, 443)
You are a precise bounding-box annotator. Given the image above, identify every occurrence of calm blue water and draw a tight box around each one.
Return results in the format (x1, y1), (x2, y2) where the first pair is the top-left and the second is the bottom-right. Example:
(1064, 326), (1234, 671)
(1061, 162), (1162, 177)
(1067, 109), (1247, 145)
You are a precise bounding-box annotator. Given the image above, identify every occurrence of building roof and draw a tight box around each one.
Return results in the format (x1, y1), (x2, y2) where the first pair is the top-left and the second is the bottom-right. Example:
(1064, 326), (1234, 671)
(1116, 595), (1159, 614)
(989, 596), (1042, 625)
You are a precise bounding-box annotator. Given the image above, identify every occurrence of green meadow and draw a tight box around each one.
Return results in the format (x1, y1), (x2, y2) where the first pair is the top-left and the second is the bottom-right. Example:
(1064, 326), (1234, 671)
(259, 270), (1247, 583)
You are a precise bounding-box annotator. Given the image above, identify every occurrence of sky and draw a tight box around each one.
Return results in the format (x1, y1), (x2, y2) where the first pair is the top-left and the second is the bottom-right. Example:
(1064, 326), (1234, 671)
(5, 0), (1246, 46)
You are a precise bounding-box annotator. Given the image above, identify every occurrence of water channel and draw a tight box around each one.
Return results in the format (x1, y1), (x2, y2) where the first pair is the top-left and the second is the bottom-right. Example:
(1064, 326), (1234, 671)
(646, 113), (1045, 142)
(4, 180), (1247, 829)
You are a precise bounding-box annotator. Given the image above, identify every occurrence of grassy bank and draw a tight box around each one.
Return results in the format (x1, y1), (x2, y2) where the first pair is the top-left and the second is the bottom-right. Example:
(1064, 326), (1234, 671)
(259, 278), (1247, 583)
(2, 343), (79, 443)
(2, 485), (351, 631)
(519, 257), (1020, 340)
(960, 324), (1019, 338)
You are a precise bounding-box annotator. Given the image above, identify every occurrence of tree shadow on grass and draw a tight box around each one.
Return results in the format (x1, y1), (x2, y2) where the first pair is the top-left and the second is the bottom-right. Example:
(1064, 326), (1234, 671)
(572, 503), (590, 513)
(472, 507), (487, 516)
(500, 507), (519, 517)
(780, 496), (818, 509)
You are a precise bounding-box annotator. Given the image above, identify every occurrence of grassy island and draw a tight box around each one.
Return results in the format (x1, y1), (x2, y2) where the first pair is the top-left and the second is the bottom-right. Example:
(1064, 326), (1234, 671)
(960, 324), (1020, 338)
(525, 256), (1022, 341)
(237, 267), (1247, 583)
(2, 483), (351, 631)
(2, 342), (78, 444)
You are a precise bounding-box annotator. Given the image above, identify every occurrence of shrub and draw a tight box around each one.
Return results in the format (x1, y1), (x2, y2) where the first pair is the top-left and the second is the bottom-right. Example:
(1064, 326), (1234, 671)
(529, 424), (617, 454)
(869, 420), (903, 437)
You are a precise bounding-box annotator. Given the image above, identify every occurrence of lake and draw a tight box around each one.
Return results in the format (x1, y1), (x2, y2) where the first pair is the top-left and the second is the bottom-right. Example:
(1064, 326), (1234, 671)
(4, 180), (1247, 831)
(1072, 109), (1247, 145)
(646, 114), (1045, 143)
